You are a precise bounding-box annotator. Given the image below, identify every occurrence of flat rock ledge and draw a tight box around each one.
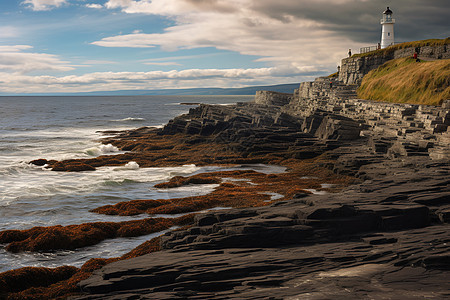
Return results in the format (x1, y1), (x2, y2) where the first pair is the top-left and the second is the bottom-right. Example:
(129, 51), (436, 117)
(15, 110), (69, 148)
(76, 102), (450, 299)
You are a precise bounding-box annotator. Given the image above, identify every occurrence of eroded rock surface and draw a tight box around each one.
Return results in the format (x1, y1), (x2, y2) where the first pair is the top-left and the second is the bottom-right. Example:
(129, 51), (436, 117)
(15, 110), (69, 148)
(77, 145), (449, 299)
(23, 68), (449, 299)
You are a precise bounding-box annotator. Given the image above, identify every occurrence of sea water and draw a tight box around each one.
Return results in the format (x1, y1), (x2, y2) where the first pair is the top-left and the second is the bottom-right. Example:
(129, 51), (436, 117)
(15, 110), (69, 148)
(0, 95), (273, 272)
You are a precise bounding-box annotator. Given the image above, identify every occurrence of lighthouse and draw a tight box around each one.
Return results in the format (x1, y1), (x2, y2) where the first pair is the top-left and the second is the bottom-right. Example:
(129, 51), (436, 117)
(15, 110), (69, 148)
(380, 7), (395, 49)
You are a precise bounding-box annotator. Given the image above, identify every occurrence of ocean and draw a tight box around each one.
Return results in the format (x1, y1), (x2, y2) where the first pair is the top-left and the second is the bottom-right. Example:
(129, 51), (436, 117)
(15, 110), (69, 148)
(0, 95), (260, 272)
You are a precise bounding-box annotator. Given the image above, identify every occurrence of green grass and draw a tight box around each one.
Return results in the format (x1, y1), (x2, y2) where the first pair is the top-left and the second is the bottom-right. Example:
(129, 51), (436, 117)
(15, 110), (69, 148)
(352, 37), (450, 58)
(357, 57), (450, 106)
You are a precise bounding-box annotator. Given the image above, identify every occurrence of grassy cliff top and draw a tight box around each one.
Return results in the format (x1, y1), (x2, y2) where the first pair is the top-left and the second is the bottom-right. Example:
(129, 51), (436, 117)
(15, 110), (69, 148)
(353, 37), (450, 58)
(357, 57), (450, 106)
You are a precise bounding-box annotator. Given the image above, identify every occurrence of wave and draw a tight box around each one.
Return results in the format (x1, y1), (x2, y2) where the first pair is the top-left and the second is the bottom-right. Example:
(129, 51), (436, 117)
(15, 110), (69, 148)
(113, 161), (140, 171)
(112, 117), (146, 122)
(102, 178), (140, 187)
(85, 144), (119, 156)
(150, 124), (165, 129)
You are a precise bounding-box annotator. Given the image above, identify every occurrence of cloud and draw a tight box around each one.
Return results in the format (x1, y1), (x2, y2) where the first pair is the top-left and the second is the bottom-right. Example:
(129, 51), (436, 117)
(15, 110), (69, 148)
(22, 0), (67, 11)
(95, 0), (450, 70)
(0, 26), (20, 38)
(81, 60), (118, 65)
(85, 3), (103, 9)
(0, 66), (317, 94)
(0, 45), (74, 74)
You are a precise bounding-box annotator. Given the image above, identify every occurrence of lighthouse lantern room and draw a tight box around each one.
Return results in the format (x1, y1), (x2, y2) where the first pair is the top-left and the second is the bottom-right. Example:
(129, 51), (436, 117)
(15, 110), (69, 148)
(380, 7), (395, 49)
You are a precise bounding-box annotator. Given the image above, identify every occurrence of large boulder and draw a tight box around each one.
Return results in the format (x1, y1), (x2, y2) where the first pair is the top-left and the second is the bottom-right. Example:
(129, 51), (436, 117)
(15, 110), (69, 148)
(315, 115), (361, 141)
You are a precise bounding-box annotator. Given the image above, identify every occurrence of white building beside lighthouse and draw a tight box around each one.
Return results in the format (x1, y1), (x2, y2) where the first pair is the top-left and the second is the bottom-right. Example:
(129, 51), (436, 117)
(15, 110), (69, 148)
(380, 7), (395, 49)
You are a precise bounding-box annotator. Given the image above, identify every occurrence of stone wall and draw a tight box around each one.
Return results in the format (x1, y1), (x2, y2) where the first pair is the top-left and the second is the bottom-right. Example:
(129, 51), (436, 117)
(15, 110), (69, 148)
(339, 55), (390, 85)
(339, 44), (450, 85)
(284, 88), (450, 159)
(254, 90), (293, 106)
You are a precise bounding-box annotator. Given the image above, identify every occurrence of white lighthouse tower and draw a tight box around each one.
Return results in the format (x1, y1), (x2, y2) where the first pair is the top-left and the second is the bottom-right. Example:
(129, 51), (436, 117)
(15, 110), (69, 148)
(380, 7), (395, 49)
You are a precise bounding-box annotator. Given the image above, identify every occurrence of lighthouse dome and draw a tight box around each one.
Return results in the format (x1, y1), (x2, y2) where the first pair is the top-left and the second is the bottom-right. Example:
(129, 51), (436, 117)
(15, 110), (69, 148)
(383, 7), (393, 15)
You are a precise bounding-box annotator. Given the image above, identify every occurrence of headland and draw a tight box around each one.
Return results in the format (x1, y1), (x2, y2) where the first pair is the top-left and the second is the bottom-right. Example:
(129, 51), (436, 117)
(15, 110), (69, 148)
(1, 40), (449, 299)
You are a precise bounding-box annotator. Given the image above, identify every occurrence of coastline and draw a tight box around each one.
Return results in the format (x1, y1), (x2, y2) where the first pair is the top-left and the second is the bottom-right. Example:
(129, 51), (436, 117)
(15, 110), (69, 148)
(76, 97), (450, 299)
(1, 88), (449, 298)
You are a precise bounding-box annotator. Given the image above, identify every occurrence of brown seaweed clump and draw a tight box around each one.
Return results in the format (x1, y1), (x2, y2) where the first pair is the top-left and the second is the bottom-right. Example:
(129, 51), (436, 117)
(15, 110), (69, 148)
(0, 215), (194, 253)
(1, 235), (169, 299)
(92, 161), (355, 217)
(0, 266), (78, 295)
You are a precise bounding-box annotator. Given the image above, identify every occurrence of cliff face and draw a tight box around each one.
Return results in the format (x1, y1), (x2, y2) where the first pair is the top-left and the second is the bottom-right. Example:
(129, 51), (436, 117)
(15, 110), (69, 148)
(254, 90), (292, 106)
(339, 44), (450, 85)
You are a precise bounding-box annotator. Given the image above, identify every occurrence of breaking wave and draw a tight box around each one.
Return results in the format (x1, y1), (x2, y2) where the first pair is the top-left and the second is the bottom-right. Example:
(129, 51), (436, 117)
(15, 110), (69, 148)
(85, 144), (119, 156)
(112, 117), (146, 122)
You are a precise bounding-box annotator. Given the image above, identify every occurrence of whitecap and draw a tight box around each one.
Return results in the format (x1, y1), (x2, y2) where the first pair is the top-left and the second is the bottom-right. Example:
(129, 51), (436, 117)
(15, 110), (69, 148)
(113, 161), (140, 171)
(112, 117), (146, 122)
(151, 124), (165, 129)
(85, 144), (119, 156)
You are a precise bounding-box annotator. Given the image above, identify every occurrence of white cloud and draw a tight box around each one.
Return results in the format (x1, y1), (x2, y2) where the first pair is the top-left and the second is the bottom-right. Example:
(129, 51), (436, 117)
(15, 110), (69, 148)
(81, 60), (118, 65)
(0, 66), (315, 94)
(85, 3), (103, 9)
(0, 26), (20, 38)
(0, 45), (74, 74)
(95, 0), (366, 70)
(22, 0), (67, 11)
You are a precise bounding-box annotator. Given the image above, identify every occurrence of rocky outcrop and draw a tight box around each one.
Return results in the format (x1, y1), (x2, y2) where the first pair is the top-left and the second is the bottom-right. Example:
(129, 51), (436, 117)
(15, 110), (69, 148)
(254, 90), (292, 106)
(77, 154), (449, 299)
(18, 45), (448, 299)
(75, 79), (449, 299)
(282, 76), (450, 160)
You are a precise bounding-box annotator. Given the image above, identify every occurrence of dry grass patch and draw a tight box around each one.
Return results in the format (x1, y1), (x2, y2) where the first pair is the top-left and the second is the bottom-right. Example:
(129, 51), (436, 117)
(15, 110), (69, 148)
(357, 57), (450, 105)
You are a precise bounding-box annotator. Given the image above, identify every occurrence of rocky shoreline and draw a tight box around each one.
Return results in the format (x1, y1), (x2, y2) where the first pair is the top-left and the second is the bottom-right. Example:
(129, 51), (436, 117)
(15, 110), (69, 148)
(1, 70), (449, 298)
(73, 88), (449, 298)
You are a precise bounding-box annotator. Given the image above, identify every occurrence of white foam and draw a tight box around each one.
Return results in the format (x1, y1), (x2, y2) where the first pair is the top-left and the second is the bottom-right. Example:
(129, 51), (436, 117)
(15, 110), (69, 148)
(112, 161), (140, 171)
(85, 144), (119, 156)
(112, 117), (146, 122)
(123, 161), (140, 170)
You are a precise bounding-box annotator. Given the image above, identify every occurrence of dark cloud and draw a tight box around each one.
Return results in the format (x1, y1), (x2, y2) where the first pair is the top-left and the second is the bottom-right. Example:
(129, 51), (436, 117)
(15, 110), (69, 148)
(251, 0), (450, 44)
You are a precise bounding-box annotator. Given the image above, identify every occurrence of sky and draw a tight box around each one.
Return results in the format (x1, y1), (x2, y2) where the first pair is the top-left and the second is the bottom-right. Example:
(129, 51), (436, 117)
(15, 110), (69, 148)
(0, 0), (449, 94)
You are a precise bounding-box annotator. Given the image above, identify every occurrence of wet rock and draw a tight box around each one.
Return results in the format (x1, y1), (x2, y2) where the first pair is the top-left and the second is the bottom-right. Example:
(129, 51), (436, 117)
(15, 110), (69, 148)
(29, 158), (52, 166)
